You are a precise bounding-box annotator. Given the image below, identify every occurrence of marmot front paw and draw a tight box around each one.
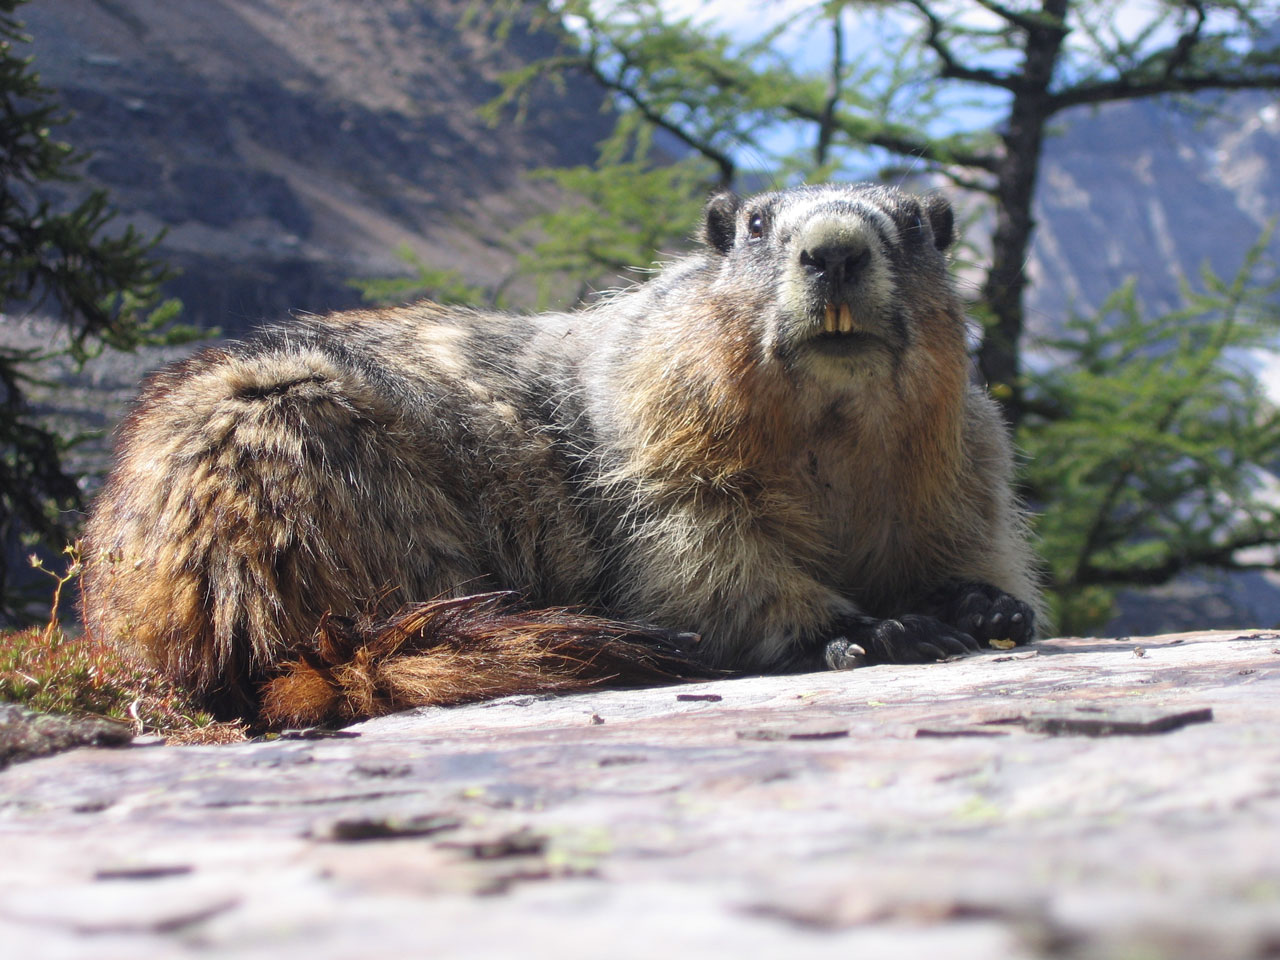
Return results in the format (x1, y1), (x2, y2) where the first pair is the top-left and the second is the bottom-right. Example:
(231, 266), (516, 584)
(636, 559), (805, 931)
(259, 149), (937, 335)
(823, 614), (980, 669)
(922, 580), (1036, 648)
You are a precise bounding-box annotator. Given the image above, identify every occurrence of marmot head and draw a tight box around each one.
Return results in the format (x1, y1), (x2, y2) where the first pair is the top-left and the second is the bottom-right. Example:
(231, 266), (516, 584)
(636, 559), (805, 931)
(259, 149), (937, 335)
(701, 183), (961, 382)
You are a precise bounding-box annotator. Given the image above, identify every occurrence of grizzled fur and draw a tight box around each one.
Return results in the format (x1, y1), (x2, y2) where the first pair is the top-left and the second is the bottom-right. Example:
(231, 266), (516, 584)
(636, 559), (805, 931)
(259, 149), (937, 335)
(81, 183), (1042, 723)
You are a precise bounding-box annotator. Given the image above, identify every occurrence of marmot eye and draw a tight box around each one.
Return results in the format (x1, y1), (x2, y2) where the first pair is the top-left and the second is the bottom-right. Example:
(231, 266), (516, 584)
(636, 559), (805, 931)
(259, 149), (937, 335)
(747, 213), (765, 240)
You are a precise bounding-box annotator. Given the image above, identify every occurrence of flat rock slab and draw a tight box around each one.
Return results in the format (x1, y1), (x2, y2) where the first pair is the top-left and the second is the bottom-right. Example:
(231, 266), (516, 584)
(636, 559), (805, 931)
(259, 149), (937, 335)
(0, 703), (132, 768)
(2, 632), (1278, 959)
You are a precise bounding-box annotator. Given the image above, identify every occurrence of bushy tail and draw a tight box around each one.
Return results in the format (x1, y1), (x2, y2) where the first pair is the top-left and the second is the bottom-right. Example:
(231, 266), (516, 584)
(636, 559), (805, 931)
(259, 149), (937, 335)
(261, 592), (714, 726)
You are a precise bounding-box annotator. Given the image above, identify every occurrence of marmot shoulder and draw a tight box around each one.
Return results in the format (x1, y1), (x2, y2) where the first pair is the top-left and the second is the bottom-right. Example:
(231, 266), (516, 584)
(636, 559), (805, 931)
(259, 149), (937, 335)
(80, 182), (1042, 724)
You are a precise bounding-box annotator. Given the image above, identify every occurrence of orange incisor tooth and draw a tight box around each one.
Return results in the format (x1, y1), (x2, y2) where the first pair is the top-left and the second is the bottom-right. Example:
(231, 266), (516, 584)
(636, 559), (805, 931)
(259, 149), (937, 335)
(823, 303), (837, 333)
(838, 304), (854, 333)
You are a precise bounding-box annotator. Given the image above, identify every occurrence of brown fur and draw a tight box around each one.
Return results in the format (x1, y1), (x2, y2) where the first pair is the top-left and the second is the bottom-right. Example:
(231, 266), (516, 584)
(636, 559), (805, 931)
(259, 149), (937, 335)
(81, 183), (1042, 724)
(260, 593), (713, 725)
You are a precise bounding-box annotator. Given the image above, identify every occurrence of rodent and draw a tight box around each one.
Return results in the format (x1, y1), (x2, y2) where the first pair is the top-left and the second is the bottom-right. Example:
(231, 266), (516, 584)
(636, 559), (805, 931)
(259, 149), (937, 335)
(79, 182), (1042, 725)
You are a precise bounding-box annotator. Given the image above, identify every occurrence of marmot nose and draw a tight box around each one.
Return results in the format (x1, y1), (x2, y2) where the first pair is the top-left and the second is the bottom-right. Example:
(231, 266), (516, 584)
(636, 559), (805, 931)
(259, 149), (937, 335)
(799, 240), (872, 293)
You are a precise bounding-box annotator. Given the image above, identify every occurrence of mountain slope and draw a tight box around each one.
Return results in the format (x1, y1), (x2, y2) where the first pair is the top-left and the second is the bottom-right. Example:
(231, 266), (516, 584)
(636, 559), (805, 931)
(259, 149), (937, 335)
(22, 0), (613, 331)
(1031, 93), (1280, 325)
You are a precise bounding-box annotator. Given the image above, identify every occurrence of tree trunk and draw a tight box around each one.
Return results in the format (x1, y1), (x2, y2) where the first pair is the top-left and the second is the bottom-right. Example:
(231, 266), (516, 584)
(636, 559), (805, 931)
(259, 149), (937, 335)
(977, 0), (1070, 428)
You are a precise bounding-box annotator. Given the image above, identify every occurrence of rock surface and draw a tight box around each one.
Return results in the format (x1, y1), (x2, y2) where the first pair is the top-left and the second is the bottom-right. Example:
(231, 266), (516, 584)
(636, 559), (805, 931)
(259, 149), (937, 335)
(0, 703), (131, 770)
(2, 631), (1278, 958)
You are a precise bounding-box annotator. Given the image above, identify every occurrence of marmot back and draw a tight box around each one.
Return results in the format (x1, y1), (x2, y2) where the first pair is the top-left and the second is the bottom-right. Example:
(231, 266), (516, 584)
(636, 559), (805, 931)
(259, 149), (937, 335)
(81, 182), (1042, 724)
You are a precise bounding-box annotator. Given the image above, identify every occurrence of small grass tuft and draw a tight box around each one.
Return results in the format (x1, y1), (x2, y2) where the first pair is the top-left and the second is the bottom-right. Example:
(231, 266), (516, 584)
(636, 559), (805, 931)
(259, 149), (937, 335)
(0, 545), (247, 745)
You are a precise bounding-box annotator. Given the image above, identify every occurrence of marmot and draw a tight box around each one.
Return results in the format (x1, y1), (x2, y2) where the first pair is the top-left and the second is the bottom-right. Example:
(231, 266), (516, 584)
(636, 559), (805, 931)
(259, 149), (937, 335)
(80, 183), (1042, 725)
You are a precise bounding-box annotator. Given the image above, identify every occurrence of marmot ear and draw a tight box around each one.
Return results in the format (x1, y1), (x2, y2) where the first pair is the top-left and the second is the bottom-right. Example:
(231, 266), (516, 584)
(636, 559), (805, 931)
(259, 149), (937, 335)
(703, 192), (740, 255)
(923, 194), (954, 251)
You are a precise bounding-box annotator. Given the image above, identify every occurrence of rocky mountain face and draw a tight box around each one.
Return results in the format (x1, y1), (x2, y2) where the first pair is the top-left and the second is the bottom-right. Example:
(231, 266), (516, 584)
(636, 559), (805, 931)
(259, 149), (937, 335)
(21, 0), (613, 333)
(1030, 92), (1280, 325)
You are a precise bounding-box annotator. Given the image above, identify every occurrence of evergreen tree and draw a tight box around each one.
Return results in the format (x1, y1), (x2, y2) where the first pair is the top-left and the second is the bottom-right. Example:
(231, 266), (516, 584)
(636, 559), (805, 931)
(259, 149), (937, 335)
(1024, 237), (1280, 628)
(1, 0), (183, 618)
